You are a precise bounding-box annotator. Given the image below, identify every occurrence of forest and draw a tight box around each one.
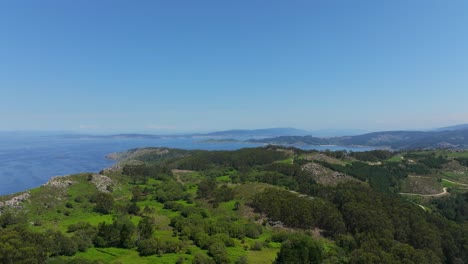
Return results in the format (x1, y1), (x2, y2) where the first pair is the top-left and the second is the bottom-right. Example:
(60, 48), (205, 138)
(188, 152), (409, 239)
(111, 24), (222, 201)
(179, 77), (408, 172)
(0, 146), (467, 264)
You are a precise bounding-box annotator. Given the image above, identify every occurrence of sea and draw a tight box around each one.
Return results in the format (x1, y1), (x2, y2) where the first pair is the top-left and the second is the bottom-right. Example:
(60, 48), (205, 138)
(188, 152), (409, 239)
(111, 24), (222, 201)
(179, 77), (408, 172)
(0, 134), (373, 195)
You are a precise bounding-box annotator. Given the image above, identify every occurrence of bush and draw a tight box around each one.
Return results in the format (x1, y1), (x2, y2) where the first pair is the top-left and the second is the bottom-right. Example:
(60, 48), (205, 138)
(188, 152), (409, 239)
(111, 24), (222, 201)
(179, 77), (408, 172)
(244, 222), (262, 239)
(236, 256), (248, 264)
(208, 242), (230, 264)
(251, 241), (263, 251)
(192, 253), (215, 264)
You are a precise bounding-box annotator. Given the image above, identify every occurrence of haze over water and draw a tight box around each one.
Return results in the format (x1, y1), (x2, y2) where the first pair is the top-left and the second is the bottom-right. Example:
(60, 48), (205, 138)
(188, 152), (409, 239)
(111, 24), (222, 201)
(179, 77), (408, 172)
(0, 134), (373, 195)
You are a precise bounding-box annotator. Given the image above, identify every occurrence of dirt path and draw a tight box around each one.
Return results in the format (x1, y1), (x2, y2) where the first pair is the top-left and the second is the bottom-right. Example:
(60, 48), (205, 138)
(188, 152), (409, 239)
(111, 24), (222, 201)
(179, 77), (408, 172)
(172, 169), (193, 185)
(401, 176), (468, 197)
(407, 175), (468, 186)
(399, 187), (448, 197)
(174, 174), (184, 185)
(442, 178), (468, 186)
(407, 175), (432, 179)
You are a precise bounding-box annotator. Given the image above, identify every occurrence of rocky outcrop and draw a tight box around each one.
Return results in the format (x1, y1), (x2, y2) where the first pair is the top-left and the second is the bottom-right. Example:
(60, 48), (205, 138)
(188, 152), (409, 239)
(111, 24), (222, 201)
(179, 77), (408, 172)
(89, 174), (115, 192)
(301, 162), (357, 186)
(0, 192), (30, 213)
(43, 176), (76, 189)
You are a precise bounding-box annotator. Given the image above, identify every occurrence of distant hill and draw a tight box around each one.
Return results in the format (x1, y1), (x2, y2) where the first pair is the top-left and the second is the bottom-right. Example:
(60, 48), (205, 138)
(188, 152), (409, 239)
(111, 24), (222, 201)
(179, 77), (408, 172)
(249, 129), (468, 150)
(435, 124), (468, 131)
(201, 127), (310, 138)
(57, 133), (165, 139)
(54, 126), (468, 150)
(55, 128), (311, 140)
(307, 129), (368, 137)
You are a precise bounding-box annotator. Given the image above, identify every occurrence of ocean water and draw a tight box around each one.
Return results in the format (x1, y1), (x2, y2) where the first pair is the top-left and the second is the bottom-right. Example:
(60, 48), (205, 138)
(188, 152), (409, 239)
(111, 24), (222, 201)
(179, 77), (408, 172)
(0, 135), (373, 195)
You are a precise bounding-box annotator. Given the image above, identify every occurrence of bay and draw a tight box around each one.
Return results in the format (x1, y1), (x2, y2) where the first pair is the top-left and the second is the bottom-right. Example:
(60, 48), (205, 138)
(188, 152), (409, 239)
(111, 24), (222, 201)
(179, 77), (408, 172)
(0, 135), (373, 195)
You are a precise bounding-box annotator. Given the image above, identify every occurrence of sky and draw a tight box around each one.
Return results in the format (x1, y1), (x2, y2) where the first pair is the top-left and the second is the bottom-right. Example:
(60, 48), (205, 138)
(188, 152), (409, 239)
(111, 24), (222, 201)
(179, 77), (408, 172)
(1, 0), (468, 133)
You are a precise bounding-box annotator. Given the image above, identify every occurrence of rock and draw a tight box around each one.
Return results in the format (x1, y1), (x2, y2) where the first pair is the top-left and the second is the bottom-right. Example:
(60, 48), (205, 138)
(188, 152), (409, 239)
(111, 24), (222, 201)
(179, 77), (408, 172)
(43, 176), (76, 189)
(0, 192), (30, 213)
(90, 174), (115, 193)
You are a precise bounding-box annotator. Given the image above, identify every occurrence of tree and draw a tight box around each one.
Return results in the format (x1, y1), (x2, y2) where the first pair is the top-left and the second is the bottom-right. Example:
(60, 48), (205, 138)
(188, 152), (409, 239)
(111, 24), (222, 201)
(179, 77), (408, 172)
(119, 222), (136, 248)
(137, 238), (160, 256)
(94, 217), (136, 249)
(137, 217), (154, 240)
(127, 202), (140, 215)
(0, 228), (47, 264)
(274, 234), (323, 264)
(93, 192), (114, 214)
(208, 241), (230, 264)
(197, 178), (217, 199)
(131, 186), (144, 202)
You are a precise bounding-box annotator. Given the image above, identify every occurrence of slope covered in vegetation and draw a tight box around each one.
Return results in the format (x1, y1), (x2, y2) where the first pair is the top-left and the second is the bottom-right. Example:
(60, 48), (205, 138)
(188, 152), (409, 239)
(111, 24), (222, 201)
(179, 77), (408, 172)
(0, 147), (467, 264)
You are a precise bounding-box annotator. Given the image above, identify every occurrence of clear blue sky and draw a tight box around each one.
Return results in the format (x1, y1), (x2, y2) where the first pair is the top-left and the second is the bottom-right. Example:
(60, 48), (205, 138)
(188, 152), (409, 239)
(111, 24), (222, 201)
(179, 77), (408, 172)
(1, 0), (468, 133)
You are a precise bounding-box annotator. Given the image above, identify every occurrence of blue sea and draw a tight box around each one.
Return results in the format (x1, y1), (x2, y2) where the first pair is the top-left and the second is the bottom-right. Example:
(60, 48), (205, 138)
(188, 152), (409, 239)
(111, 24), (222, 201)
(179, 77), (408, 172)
(0, 134), (373, 195)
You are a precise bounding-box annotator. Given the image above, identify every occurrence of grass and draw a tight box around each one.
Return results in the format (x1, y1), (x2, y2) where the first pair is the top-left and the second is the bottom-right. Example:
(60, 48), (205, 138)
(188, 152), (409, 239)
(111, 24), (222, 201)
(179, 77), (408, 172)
(442, 171), (466, 180)
(215, 175), (231, 183)
(60, 213), (114, 230)
(247, 247), (279, 263)
(226, 245), (249, 263)
(410, 150), (468, 159)
(218, 200), (237, 211)
(276, 157), (294, 165)
(444, 151), (468, 158)
(441, 179), (459, 188)
(233, 182), (272, 201)
(174, 171), (205, 184)
(75, 247), (194, 264)
(386, 155), (404, 163)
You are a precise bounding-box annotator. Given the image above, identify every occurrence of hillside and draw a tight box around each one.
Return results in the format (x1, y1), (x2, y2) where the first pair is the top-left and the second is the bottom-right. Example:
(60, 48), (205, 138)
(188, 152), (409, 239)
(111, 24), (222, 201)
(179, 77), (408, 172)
(249, 129), (468, 150)
(1, 147), (468, 264)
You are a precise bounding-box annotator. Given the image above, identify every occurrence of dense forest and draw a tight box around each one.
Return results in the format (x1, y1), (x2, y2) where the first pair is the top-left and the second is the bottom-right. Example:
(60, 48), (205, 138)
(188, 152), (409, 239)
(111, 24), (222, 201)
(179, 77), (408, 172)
(0, 146), (467, 263)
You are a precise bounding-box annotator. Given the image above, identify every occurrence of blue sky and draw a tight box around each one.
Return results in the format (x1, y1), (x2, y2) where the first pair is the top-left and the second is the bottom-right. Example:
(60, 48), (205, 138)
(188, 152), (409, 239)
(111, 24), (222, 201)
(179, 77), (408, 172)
(1, 0), (468, 133)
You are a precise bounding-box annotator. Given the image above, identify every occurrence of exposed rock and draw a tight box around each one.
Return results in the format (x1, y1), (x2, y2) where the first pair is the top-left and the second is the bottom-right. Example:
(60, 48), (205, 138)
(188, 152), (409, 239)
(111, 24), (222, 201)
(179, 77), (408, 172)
(90, 174), (115, 192)
(269, 220), (284, 228)
(301, 162), (357, 186)
(0, 192), (30, 213)
(43, 176), (76, 189)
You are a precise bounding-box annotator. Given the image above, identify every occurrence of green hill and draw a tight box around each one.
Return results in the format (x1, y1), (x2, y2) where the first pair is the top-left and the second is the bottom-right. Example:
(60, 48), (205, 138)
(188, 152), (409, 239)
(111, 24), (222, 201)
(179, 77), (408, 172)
(1, 147), (468, 264)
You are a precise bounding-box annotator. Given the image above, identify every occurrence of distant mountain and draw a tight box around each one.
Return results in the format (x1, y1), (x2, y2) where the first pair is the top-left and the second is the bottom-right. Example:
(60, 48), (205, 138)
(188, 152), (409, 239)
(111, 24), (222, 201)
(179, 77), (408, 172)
(54, 128), (311, 140)
(435, 124), (468, 131)
(200, 128), (311, 138)
(308, 129), (368, 137)
(57, 133), (165, 139)
(249, 129), (468, 150)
